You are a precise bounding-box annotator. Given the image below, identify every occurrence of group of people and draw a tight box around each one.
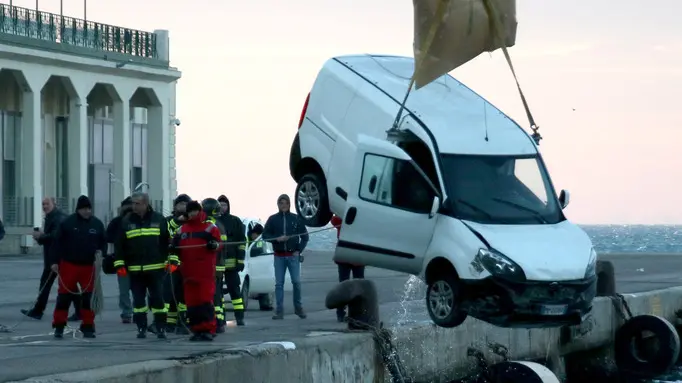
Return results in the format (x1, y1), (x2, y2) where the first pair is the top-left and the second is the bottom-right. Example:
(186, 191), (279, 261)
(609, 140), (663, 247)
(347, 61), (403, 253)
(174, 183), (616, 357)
(19, 193), (315, 342)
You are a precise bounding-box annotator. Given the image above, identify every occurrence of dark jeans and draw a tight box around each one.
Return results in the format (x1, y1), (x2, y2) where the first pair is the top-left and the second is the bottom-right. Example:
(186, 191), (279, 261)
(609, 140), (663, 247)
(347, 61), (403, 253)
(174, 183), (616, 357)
(336, 263), (365, 317)
(34, 264), (81, 315)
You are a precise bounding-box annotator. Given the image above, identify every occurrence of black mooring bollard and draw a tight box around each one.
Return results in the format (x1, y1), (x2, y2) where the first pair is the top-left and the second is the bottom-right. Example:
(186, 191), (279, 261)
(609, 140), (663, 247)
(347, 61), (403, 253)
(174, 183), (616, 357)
(596, 260), (616, 297)
(325, 279), (380, 330)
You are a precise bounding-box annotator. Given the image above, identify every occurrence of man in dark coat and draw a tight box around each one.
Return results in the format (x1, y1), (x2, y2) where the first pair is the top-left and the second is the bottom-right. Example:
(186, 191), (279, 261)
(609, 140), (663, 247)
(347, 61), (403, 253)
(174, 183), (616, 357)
(21, 197), (80, 321)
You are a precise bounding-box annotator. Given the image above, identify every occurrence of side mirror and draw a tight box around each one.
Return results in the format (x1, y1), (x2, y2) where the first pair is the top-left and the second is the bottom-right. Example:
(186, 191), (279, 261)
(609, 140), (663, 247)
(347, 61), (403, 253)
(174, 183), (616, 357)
(559, 189), (570, 209)
(429, 196), (440, 218)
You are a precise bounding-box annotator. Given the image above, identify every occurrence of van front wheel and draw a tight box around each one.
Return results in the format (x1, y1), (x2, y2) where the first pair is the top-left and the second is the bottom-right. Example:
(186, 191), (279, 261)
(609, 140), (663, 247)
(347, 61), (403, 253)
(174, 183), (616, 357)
(295, 173), (332, 227)
(426, 275), (468, 328)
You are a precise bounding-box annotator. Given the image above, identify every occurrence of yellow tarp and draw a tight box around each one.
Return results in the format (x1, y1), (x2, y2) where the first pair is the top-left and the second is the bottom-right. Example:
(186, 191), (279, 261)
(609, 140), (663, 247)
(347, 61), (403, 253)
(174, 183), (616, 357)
(412, 0), (518, 89)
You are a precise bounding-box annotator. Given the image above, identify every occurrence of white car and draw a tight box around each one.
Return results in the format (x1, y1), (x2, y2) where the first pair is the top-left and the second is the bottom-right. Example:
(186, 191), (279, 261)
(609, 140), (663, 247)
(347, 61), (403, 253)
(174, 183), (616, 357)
(223, 217), (293, 311)
(289, 54), (596, 329)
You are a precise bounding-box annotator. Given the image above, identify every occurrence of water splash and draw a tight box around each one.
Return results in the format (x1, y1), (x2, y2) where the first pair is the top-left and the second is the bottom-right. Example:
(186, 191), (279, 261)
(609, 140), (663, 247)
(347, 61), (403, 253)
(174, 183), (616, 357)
(395, 275), (426, 327)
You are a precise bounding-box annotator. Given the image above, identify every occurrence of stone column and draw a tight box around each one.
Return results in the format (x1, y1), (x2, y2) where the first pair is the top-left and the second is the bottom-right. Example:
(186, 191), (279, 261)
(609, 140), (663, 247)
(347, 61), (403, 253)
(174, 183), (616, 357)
(146, 101), (170, 213)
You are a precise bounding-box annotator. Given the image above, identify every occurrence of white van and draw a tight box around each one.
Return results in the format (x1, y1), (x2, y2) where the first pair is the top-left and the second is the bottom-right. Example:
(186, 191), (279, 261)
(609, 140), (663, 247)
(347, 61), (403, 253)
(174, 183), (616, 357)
(289, 54), (597, 329)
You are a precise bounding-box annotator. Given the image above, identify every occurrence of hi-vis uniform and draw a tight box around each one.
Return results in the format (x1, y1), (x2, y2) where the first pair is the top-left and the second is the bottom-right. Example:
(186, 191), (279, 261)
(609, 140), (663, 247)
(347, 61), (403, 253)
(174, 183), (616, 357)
(164, 215), (187, 333)
(219, 213), (247, 325)
(114, 209), (170, 335)
(204, 216), (229, 328)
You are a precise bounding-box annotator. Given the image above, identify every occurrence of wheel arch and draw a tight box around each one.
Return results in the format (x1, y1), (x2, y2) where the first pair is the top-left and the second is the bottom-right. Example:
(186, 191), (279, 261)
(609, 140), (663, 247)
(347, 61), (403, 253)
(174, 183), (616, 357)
(425, 256), (459, 286)
(293, 157), (326, 183)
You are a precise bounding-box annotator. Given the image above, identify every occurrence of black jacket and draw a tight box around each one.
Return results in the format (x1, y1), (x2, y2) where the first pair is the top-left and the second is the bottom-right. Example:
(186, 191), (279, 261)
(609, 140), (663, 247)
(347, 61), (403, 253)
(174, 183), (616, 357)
(50, 213), (107, 266)
(114, 208), (169, 272)
(218, 214), (246, 267)
(37, 208), (66, 262)
(205, 216), (228, 270)
(263, 211), (309, 254)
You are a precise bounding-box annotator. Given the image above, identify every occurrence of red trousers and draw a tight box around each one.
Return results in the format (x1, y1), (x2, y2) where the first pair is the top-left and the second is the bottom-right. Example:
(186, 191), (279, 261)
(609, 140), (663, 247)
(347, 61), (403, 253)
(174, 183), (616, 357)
(183, 276), (216, 334)
(52, 261), (95, 328)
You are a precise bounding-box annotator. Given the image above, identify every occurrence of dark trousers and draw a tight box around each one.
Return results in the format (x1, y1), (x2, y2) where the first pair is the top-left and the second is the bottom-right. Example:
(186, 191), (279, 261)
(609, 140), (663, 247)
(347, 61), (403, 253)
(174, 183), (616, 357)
(224, 270), (244, 321)
(213, 273), (225, 325)
(336, 263), (365, 317)
(163, 271), (185, 328)
(130, 270), (167, 330)
(52, 261), (95, 331)
(34, 264), (81, 315)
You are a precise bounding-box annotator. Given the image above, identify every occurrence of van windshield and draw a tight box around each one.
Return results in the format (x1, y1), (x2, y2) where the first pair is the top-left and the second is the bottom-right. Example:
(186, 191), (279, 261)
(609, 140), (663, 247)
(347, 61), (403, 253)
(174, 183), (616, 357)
(440, 154), (564, 225)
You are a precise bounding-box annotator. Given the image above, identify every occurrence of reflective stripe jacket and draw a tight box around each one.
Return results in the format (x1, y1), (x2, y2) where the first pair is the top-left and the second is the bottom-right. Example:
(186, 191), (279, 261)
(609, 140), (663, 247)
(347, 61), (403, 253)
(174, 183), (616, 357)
(205, 216), (228, 272)
(114, 209), (169, 272)
(166, 214), (184, 266)
(217, 214), (246, 270)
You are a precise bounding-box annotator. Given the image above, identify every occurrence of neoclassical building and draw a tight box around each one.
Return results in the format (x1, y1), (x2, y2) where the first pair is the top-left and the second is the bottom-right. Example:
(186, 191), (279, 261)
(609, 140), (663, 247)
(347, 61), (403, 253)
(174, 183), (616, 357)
(0, 3), (181, 253)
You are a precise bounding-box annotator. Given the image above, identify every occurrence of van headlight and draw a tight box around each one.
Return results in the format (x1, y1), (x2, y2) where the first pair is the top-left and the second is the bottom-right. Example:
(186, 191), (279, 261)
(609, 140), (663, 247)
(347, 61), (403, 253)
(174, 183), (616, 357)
(475, 248), (526, 281)
(584, 247), (597, 278)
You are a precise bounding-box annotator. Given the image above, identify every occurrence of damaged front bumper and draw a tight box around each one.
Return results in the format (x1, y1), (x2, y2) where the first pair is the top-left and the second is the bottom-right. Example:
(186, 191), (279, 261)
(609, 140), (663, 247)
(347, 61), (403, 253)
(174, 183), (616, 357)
(461, 275), (597, 328)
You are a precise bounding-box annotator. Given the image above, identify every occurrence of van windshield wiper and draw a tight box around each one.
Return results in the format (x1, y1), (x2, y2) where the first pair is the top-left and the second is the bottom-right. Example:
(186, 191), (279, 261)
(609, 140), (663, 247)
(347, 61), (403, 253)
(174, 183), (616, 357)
(491, 197), (548, 224)
(454, 199), (494, 220)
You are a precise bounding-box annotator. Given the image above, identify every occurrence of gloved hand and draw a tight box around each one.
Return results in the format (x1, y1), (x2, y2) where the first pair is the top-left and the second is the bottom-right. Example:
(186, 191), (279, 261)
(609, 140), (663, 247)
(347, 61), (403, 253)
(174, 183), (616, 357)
(166, 264), (178, 273)
(116, 267), (127, 277)
(236, 263), (245, 272)
(206, 240), (219, 250)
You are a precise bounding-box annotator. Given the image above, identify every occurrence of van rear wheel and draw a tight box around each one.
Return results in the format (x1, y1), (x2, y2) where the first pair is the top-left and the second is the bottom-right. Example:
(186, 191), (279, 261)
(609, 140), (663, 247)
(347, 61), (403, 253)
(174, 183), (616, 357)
(426, 274), (468, 328)
(295, 173), (332, 227)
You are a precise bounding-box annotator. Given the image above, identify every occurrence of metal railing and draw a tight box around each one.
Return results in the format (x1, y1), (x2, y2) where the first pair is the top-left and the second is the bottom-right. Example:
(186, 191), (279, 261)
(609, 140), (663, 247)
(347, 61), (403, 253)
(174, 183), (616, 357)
(2, 197), (167, 227)
(0, 3), (157, 59)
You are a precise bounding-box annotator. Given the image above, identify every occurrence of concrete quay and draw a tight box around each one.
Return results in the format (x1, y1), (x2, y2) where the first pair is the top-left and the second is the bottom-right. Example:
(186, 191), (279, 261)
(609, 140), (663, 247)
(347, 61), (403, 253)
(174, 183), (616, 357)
(2, 251), (682, 382)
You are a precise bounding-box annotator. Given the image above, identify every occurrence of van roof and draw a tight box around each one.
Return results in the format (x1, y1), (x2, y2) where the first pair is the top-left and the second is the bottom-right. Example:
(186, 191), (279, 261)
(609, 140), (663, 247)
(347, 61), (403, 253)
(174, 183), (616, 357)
(333, 54), (537, 156)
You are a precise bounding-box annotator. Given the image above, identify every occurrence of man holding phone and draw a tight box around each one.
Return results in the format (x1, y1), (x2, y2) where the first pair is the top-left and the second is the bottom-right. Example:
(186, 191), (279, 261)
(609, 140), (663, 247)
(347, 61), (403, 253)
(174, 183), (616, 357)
(21, 197), (80, 321)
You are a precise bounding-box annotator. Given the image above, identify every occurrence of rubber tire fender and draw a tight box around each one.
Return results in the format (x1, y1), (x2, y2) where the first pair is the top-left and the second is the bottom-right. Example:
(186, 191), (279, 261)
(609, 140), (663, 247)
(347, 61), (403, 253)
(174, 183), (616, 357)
(614, 314), (680, 379)
(487, 361), (561, 383)
(295, 173), (332, 227)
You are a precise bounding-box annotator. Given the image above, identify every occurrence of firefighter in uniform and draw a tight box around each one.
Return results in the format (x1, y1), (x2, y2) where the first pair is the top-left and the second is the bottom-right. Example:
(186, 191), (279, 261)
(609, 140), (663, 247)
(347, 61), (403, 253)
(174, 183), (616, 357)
(217, 195), (247, 326)
(200, 198), (230, 333)
(171, 201), (222, 341)
(164, 194), (191, 334)
(114, 192), (170, 339)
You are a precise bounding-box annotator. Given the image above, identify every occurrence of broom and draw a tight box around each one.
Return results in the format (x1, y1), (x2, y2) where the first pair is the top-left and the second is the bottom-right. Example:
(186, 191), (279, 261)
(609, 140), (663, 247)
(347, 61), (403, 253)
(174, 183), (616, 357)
(91, 250), (105, 315)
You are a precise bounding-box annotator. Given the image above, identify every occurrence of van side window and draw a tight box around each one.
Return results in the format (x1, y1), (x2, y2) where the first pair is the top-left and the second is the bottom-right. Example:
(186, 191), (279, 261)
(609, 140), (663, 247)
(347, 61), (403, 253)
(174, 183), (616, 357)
(359, 154), (435, 213)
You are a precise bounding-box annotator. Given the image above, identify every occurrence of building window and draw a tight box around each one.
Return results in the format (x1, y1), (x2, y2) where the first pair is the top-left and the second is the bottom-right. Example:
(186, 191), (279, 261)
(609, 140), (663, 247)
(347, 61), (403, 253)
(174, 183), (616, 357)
(3, 112), (17, 197)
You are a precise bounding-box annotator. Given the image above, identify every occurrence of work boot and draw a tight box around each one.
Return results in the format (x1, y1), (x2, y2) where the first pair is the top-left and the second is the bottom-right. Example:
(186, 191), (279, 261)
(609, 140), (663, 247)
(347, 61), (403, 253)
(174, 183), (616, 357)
(136, 327), (147, 339)
(295, 307), (307, 319)
(147, 323), (158, 334)
(216, 324), (226, 333)
(20, 309), (43, 320)
(200, 332), (214, 341)
(82, 330), (96, 339)
(272, 312), (284, 320)
(53, 326), (64, 339)
(121, 317), (132, 324)
(235, 311), (245, 326)
(157, 327), (167, 339)
(165, 324), (176, 333)
(80, 324), (96, 338)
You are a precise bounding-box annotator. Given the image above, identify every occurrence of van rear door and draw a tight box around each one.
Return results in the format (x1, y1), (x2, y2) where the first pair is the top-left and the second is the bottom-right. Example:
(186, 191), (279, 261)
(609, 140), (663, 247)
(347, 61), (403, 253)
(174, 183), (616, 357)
(334, 135), (438, 275)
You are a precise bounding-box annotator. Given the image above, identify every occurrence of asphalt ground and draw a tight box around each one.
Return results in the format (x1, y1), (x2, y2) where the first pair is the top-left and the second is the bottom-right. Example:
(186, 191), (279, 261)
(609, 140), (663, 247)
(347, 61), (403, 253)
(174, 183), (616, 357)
(0, 251), (680, 382)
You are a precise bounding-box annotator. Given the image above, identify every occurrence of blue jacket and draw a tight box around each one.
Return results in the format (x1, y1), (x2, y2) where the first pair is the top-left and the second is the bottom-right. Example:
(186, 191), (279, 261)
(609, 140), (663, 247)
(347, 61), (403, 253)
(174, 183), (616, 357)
(263, 211), (309, 253)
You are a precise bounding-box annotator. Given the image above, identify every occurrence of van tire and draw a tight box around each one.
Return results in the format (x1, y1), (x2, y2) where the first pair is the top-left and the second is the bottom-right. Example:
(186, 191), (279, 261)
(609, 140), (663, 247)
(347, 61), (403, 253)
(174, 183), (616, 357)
(426, 274), (467, 328)
(295, 173), (332, 227)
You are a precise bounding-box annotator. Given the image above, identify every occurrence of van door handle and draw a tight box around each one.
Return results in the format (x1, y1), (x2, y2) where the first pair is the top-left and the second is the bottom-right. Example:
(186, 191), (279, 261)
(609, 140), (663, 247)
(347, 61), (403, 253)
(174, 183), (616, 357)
(345, 207), (357, 225)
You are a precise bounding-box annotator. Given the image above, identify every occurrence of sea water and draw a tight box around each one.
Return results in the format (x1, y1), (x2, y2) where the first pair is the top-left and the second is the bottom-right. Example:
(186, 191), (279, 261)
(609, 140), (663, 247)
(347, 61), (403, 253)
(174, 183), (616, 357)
(307, 225), (682, 382)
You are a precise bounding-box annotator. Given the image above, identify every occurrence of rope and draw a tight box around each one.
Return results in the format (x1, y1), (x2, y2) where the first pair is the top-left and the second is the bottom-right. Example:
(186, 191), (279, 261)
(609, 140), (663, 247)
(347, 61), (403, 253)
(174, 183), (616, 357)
(392, 0), (541, 145)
